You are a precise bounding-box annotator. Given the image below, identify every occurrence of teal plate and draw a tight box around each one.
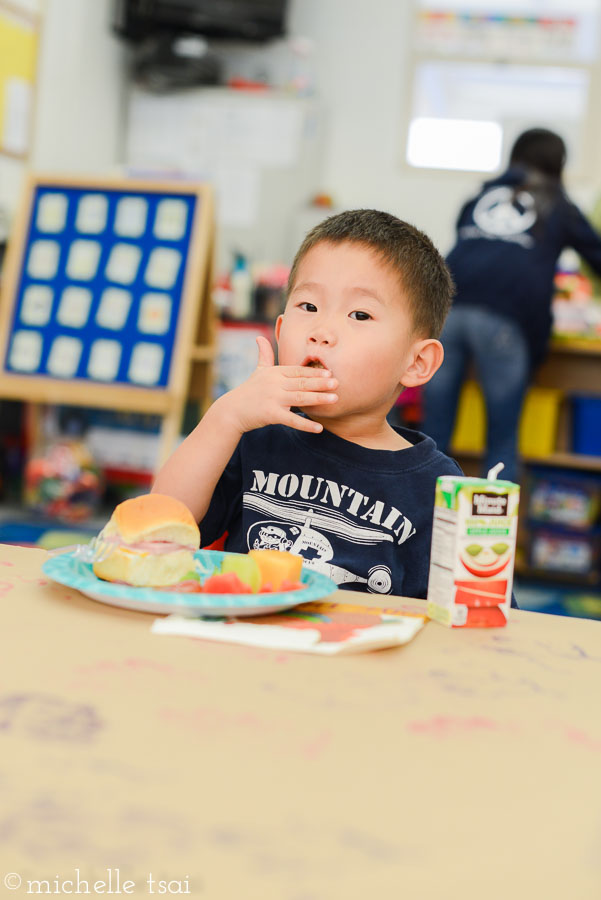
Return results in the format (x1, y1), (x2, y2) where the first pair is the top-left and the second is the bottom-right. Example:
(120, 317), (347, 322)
(42, 549), (337, 617)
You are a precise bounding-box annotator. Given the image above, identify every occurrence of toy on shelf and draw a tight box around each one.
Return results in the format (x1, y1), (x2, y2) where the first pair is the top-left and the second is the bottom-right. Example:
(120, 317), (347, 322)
(527, 471), (600, 529)
(24, 437), (103, 522)
(529, 529), (599, 576)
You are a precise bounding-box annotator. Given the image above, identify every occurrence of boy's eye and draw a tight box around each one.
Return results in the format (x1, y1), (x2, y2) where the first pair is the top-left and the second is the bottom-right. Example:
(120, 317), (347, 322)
(298, 302), (317, 312)
(349, 310), (372, 321)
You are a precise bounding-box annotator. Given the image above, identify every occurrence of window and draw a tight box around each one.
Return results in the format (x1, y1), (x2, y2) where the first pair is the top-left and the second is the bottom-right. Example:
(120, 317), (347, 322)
(406, 1), (601, 173)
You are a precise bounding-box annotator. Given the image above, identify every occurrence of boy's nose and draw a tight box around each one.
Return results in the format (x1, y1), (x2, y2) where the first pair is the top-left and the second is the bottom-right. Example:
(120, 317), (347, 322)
(309, 325), (337, 346)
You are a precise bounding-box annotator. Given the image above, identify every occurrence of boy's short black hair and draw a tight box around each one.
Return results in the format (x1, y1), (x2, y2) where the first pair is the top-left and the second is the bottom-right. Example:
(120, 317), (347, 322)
(287, 208), (454, 338)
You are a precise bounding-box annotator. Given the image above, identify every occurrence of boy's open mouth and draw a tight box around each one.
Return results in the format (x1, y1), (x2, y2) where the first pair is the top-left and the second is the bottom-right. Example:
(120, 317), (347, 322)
(303, 356), (327, 369)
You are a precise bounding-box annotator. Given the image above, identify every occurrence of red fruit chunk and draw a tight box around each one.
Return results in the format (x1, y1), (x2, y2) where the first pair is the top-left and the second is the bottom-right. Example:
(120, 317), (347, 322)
(163, 580), (203, 593)
(201, 572), (252, 594)
(258, 580), (304, 593)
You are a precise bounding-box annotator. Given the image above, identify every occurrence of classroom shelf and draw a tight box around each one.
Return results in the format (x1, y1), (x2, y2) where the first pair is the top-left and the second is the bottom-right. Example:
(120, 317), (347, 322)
(549, 337), (601, 355)
(453, 449), (601, 472)
(452, 339), (601, 587)
(514, 561), (600, 587)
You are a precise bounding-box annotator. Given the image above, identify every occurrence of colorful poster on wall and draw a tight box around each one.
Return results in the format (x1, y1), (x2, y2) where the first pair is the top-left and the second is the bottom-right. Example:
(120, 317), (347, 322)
(0, 3), (38, 157)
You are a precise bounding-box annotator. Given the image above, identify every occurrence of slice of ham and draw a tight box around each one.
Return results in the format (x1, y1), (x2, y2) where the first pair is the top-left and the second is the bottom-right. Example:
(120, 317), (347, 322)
(100, 535), (197, 555)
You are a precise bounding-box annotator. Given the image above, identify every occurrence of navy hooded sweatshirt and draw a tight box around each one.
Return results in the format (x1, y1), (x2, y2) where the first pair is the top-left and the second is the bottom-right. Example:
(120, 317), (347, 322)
(446, 166), (601, 369)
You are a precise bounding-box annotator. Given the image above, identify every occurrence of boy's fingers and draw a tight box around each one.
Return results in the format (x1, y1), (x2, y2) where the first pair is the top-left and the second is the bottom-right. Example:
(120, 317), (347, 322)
(286, 375), (338, 392)
(282, 365), (332, 378)
(288, 391), (338, 406)
(256, 336), (275, 368)
(285, 412), (323, 433)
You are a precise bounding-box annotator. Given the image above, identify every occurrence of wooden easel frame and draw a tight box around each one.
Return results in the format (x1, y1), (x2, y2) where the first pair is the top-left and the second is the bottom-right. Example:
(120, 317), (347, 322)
(0, 173), (216, 469)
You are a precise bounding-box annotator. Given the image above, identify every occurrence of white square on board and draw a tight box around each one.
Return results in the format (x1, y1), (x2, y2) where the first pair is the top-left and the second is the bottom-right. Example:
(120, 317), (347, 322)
(115, 196), (148, 238)
(57, 287), (93, 329)
(154, 198), (188, 240)
(47, 336), (83, 378)
(76, 194), (108, 234)
(36, 193), (68, 233)
(96, 288), (132, 330)
(138, 293), (172, 335)
(144, 247), (181, 289)
(9, 330), (43, 372)
(21, 285), (54, 326)
(66, 240), (101, 281)
(128, 342), (164, 385)
(105, 243), (142, 285)
(27, 240), (60, 280)
(88, 339), (122, 382)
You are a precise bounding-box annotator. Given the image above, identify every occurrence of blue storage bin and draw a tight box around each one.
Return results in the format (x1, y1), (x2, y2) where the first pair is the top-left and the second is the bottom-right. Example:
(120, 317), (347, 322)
(572, 396), (601, 457)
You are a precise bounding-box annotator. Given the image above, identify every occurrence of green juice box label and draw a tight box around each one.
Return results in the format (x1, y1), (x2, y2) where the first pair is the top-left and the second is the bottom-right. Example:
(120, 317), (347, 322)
(427, 475), (520, 628)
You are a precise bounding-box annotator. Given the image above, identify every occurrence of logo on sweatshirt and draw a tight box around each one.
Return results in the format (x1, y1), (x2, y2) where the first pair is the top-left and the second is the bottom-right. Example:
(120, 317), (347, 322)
(473, 186), (536, 237)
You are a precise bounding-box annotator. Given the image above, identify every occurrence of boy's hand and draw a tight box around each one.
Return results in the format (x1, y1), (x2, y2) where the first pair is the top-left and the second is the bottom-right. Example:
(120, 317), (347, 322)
(219, 336), (338, 435)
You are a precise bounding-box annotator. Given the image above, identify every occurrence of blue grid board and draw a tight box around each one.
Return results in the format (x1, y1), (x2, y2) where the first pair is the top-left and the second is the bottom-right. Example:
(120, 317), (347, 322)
(4, 185), (199, 388)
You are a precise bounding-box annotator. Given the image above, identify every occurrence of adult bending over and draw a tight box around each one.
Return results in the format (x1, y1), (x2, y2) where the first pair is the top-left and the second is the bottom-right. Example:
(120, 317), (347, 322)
(423, 128), (601, 483)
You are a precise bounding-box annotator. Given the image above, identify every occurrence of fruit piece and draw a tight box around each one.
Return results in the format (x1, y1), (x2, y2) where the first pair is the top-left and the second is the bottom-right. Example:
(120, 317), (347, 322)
(182, 570), (201, 582)
(163, 580), (204, 593)
(257, 579), (303, 594)
(201, 572), (252, 594)
(221, 554), (261, 593)
(248, 549), (303, 591)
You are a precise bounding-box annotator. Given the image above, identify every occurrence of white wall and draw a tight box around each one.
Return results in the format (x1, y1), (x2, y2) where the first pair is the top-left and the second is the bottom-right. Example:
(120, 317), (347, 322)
(288, 0), (601, 255)
(286, 0), (480, 253)
(31, 0), (126, 173)
(0, 0), (126, 228)
(0, 0), (42, 234)
(3, 0), (600, 259)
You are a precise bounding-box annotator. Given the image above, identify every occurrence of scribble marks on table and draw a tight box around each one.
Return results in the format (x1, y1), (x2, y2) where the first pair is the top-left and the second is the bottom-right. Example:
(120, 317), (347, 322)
(0, 792), (196, 864)
(0, 693), (103, 742)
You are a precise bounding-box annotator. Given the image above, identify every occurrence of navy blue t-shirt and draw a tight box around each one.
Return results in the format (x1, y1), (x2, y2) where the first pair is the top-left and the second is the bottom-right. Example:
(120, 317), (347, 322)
(199, 424), (462, 600)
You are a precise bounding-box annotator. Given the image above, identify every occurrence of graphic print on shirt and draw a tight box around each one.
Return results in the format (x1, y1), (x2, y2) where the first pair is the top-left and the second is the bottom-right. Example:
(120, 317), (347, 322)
(243, 469), (418, 593)
(459, 186), (537, 248)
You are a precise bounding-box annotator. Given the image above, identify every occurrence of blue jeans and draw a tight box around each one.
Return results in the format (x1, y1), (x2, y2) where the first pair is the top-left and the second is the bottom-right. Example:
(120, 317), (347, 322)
(423, 306), (530, 484)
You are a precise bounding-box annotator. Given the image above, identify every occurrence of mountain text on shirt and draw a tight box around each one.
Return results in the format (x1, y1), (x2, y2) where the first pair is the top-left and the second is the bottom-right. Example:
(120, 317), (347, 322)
(249, 469), (417, 545)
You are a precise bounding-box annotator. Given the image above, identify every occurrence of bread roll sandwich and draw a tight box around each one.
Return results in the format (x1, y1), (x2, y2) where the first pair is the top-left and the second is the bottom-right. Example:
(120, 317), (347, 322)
(92, 493), (200, 587)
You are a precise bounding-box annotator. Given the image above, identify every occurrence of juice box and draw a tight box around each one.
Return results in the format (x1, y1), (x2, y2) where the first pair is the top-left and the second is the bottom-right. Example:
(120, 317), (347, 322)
(427, 474), (520, 628)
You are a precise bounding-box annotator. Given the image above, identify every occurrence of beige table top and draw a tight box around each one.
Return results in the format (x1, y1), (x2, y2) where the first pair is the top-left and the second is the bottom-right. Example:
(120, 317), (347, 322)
(1, 543), (601, 899)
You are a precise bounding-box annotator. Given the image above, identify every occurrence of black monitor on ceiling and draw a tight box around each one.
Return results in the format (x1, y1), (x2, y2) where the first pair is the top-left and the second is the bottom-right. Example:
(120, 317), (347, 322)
(112, 0), (289, 43)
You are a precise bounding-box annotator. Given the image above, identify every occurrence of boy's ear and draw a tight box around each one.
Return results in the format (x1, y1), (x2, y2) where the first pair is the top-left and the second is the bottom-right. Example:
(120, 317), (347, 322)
(400, 338), (444, 388)
(274, 314), (284, 343)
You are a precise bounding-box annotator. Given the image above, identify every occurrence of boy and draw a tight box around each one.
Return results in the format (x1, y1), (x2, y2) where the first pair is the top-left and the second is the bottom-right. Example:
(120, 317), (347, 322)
(153, 209), (462, 597)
